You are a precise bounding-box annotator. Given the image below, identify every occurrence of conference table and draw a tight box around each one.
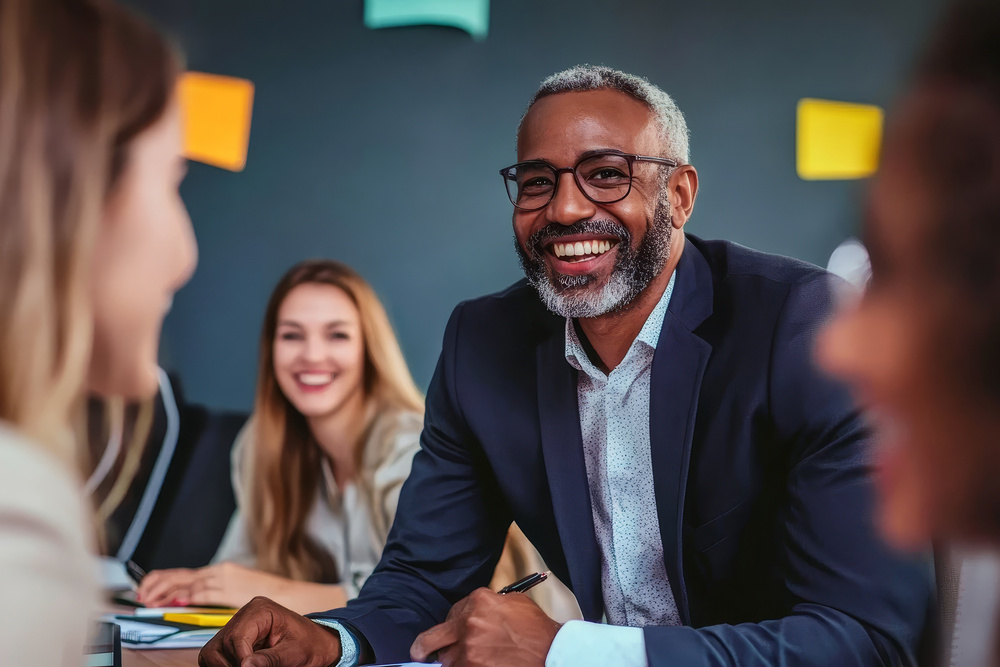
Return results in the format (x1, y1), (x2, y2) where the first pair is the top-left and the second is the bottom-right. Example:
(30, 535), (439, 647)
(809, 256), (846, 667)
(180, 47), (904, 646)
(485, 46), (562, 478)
(124, 648), (200, 666)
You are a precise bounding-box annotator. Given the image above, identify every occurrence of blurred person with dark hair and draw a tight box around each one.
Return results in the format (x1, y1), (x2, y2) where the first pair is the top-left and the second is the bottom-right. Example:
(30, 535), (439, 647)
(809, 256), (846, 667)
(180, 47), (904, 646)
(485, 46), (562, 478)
(818, 1), (1000, 664)
(821, 0), (1000, 561)
(0, 0), (196, 664)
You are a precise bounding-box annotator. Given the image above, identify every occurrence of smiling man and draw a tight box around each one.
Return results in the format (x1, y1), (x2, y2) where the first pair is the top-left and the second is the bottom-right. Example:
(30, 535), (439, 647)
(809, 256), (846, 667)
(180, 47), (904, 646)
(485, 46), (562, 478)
(200, 66), (931, 667)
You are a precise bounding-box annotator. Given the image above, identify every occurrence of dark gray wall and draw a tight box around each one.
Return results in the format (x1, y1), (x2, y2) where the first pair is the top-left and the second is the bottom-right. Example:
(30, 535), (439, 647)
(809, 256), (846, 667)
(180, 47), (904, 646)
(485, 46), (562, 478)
(126, 0), (944, 412)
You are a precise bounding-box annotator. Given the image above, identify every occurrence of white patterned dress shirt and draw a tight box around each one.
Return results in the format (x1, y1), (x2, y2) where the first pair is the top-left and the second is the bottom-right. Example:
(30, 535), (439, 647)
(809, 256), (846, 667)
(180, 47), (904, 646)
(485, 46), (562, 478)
(546, 271), (678, 667)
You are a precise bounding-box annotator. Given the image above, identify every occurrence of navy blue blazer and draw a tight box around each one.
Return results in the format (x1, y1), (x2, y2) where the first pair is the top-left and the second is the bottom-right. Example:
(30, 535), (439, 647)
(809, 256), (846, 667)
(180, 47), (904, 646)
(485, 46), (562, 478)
(315, 236), (931, 665)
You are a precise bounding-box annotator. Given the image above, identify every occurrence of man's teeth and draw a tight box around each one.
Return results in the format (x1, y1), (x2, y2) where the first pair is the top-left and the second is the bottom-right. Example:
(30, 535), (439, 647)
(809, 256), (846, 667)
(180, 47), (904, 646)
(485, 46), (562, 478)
(552, 240), (613, 259)
(298, 373), (333, 386)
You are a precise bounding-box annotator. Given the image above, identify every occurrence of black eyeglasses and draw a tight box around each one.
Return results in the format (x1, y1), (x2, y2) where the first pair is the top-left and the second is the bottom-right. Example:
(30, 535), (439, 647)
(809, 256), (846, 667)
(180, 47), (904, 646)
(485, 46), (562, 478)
(499, 151), (678, 211)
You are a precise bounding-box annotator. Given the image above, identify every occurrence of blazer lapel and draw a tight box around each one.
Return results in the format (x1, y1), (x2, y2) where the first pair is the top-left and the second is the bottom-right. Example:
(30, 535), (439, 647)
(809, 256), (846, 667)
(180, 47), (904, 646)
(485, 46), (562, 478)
(649, 241), (714, 625)
(536, 327), (604, 621)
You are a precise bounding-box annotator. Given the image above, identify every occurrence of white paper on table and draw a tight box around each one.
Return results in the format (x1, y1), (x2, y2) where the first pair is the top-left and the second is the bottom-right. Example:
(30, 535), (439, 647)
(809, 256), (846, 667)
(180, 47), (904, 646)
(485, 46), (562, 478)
(102, 614), (219, 650)
(130, 606), (228, 617)
(126, 628), (218, 650)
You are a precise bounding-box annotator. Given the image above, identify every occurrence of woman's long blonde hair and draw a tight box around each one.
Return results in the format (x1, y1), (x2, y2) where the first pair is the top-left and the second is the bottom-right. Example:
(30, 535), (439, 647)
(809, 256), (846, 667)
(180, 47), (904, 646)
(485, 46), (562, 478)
(0, 0), (179, 466)
(248, 260), (424, 582)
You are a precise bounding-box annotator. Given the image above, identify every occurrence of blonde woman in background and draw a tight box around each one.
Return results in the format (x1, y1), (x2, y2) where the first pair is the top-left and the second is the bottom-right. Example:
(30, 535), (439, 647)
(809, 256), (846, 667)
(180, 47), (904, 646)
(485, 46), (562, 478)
(139, 261), (425, 613)
(0, 0), (197, 664)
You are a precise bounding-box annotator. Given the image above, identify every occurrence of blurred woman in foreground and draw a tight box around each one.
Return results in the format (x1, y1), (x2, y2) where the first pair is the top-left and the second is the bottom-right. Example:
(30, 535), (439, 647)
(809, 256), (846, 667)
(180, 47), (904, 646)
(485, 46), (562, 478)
(0, 0), (196, 663)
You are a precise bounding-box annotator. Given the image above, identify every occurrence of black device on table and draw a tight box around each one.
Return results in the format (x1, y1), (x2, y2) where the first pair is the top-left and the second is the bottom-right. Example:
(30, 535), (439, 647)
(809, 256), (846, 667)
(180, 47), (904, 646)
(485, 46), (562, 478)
(85, 621), (122, 667)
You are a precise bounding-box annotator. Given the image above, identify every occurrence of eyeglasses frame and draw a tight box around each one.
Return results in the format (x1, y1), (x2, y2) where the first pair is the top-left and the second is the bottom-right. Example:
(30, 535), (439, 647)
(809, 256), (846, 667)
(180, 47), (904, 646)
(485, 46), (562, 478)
(499, 150), (679, 211)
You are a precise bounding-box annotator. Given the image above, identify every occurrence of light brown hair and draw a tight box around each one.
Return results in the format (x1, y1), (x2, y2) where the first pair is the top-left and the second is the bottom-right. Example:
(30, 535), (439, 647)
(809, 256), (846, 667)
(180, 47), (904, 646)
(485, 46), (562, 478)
(247, 260), (424, 581)
(0, 0), (179, 465)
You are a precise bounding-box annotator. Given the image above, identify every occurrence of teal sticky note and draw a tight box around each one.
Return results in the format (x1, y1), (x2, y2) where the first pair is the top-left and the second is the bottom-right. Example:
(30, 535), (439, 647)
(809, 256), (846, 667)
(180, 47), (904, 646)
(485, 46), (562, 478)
(364, 0), (490, 41)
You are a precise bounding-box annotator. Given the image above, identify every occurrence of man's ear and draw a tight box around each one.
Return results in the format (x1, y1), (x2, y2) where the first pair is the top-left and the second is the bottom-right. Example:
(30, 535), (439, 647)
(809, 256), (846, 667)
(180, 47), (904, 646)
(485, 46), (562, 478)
(668, 165), (699, 229)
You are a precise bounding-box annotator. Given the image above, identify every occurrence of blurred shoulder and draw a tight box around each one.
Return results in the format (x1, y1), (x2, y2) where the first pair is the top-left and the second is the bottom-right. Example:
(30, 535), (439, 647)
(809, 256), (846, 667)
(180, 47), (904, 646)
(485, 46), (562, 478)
(227, 417), (256, 479)
(0, 422), (96, 584)
(367, 409), (422, 459)
(230, 418), (254, 463)
(0, 423), (88, 524)
(361, 409), (423, 493)
(0, 424), (98, 667)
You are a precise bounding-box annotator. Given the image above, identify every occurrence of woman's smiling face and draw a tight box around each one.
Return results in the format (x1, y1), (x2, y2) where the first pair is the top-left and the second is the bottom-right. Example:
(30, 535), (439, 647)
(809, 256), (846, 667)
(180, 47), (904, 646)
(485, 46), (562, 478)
(272, 282), (366, 420)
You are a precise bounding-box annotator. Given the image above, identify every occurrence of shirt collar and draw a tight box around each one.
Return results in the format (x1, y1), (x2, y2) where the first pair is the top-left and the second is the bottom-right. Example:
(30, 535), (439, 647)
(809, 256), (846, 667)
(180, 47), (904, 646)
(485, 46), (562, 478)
(564, 270), (677, 375)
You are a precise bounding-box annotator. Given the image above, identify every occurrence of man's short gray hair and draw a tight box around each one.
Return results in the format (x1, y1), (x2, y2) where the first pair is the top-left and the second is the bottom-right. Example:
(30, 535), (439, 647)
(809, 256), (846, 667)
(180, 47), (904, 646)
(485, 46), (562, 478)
(519, 65), (690, 164)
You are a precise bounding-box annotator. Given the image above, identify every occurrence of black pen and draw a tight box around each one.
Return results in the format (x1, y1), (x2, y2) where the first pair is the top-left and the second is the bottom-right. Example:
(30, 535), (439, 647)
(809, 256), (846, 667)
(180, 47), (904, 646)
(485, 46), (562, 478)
(498, 570), (549, 595)
(125, 559), (147, 585)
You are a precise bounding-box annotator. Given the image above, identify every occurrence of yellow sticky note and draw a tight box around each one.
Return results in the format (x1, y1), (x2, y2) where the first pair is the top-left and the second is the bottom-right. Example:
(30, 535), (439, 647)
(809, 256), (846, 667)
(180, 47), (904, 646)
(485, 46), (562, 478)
(796, 98), (884, 180)
(179, 72), (255, 172)
(162, 612), (235, 627)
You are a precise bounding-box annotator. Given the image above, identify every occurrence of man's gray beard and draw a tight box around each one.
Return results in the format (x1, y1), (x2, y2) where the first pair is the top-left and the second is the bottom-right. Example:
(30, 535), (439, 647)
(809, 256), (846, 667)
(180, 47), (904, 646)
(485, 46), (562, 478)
(515, 196), (674, 319)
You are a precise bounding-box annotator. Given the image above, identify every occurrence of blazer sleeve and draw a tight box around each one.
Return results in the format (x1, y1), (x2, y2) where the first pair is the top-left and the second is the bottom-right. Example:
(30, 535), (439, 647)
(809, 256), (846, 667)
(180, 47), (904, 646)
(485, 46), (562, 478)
(308, 304), (512, 663)
(643, 274), (933, 665)
(0, 434), (99, 667)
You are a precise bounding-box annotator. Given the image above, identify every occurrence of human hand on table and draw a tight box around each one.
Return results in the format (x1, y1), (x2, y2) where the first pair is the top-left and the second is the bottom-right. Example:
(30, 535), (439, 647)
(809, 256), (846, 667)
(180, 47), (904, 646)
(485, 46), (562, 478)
(198, 596), (341, 667)
(410, 587), (561, 667)
(137, 561), (285, 608)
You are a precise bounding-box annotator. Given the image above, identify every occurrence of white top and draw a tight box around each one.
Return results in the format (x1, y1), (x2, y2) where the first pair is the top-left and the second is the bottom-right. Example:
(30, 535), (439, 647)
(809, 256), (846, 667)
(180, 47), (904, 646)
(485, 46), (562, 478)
(214, 409), (423, 597)
(547, 271), (678, 667)
(0, 422), (99, 667)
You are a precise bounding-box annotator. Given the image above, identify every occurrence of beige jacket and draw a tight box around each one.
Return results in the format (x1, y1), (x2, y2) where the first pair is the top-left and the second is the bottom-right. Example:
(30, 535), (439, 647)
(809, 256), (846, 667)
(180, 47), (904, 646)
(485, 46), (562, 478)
(491, 523), (582, 623)
(0, 422), (98, 667)
(214, 409), (423, 596)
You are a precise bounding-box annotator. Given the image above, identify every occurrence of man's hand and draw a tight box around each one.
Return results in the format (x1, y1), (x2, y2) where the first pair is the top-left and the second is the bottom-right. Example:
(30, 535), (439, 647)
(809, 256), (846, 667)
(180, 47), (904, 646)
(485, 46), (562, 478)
(198, 596), (341, 667)
(410, 588), (560, 667)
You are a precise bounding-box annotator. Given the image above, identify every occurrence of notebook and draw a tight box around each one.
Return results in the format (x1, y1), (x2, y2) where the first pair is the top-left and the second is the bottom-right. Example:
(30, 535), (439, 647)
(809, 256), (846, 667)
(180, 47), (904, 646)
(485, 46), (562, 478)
(103, 614), (220, 650)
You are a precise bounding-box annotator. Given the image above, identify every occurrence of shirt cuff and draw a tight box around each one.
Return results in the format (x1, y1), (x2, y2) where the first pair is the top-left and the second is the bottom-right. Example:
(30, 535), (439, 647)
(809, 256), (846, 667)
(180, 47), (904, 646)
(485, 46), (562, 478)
(311, 619), (360, 667)
(545, 620), (647, 667)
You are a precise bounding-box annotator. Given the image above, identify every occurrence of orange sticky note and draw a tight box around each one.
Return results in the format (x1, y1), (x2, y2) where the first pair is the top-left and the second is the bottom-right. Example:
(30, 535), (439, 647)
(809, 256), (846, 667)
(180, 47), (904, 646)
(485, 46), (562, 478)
(179, 72), (255, 172)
